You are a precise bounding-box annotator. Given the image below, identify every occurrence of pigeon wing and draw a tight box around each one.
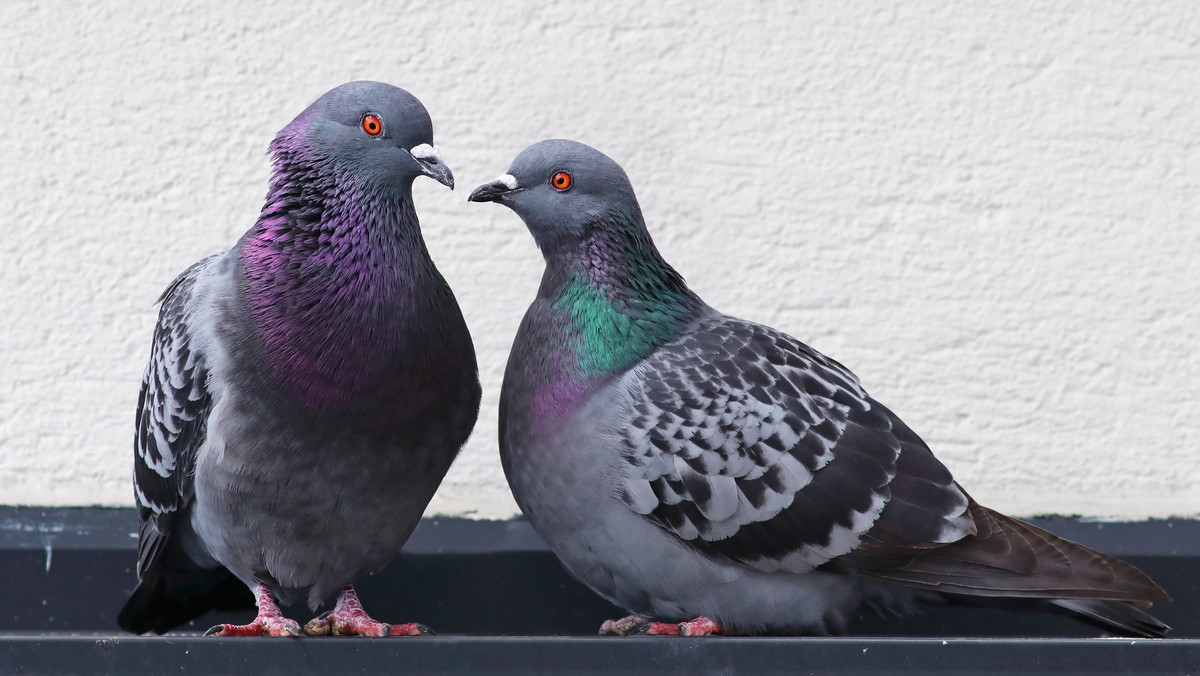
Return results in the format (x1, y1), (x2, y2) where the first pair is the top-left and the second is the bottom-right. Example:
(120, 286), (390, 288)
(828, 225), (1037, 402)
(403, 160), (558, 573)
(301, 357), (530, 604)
(132, 254), (219, 583)
(615, 314), (973, 574)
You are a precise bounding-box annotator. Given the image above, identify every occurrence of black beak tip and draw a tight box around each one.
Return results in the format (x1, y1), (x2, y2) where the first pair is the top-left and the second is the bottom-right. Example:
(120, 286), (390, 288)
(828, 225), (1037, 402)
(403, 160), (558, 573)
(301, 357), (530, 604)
(414, 154), (454, 190)
(436, 165), (455, 190)
(468, 182), (510, 203)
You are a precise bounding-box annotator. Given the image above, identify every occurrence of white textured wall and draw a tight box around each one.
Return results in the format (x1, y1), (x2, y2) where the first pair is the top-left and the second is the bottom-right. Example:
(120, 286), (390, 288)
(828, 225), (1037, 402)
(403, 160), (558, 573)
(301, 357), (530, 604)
(1, 2), (1197, 519)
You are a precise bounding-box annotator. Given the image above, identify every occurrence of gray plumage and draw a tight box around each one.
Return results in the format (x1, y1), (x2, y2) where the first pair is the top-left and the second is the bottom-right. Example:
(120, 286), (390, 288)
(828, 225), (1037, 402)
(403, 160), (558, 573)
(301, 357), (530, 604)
(120, 82), (480, 635)
(469, 139), (1168, 637)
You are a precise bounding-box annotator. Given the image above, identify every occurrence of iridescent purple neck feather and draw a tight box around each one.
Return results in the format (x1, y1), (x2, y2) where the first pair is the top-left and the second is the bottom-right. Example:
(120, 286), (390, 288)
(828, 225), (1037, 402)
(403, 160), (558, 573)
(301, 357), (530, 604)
(238, 131), (449, 416)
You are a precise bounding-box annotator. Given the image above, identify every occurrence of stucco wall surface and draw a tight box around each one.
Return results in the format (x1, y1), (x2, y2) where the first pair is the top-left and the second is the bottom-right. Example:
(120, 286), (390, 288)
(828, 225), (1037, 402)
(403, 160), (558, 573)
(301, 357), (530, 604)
(1, 2), (1197, 519)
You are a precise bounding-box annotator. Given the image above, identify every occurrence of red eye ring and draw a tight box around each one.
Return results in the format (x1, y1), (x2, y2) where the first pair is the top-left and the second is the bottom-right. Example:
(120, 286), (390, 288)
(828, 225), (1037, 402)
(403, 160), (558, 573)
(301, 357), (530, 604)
(361, 114), (383, 136)
(551, 171), (572, 191)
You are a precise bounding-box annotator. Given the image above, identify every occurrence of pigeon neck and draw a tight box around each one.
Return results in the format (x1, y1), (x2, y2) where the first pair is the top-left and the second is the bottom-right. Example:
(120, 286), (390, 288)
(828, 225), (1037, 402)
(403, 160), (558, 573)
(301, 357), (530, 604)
(542, 216), (703, 378)
(245, 174), (431, 285)
(239, 176), (445, 413)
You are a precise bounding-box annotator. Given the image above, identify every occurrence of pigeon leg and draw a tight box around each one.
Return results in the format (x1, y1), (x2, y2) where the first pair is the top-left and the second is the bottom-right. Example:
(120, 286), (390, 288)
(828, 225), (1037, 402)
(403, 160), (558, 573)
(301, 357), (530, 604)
(303, 585), (431, 637)
(204, 583), (302, 637)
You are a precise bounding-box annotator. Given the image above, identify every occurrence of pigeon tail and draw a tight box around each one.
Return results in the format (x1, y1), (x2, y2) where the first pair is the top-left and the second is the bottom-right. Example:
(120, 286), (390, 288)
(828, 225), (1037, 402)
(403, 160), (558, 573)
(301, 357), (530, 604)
(841, 501), (1170, 637)
(1051, 598), (1170, 639)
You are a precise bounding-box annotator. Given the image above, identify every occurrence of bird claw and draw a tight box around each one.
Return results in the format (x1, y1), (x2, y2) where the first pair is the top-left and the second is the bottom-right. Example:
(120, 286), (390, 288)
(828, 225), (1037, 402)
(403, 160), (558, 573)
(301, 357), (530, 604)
(204, 616), (302, 637)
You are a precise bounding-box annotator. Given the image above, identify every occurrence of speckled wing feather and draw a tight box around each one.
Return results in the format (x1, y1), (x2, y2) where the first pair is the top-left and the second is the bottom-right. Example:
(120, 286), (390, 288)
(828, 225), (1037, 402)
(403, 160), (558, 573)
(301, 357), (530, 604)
(131, 254), (219, 583)
(616, 314), (973, 574)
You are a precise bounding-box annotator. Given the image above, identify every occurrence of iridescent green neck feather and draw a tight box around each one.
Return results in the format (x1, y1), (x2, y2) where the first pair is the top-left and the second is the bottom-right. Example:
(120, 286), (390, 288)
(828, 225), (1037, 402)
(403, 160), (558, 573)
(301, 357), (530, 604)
(550, 213), (704, 378)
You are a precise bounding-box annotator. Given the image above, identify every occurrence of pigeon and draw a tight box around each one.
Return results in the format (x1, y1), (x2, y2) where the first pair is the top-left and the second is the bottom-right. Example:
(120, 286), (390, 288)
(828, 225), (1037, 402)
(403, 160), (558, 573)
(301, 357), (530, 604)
(118, 81), (481, 637)
(468, 139), (1169, 637)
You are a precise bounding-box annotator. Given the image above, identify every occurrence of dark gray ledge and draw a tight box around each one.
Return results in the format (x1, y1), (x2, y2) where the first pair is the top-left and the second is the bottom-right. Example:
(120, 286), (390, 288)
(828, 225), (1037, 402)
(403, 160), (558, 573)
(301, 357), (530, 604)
(1, 635), (1199, 676)
(0, 507), (1196, 675)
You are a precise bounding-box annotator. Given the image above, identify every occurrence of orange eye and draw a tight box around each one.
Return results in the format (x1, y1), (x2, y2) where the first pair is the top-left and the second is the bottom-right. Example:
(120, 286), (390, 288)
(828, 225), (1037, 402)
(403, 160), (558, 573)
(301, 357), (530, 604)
(361, 114), (383, 136)
(551, 171), (572, 191)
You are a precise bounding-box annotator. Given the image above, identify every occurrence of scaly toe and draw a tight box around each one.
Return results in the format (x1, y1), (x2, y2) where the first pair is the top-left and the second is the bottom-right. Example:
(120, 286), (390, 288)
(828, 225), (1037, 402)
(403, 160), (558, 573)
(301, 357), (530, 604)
(388, 622), (432, 637)
(599, 619), (621, 636)
(205, 621), (265, 637)
(626, 622), (652, 635)
(350, 619), (389, 637)
(600, 615), (652, 636)
(330, 615), (391, 637)
(204, 617), (302, 637)
(677, 616), (723, 636)
(644, 622), (682, 636)
(263, 617), (303, 637)
(303, 612), (333, 636)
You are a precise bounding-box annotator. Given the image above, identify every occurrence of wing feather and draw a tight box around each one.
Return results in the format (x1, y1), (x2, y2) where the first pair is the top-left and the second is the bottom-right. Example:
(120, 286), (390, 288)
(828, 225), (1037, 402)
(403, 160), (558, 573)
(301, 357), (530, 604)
(131, 254), (219, 580)
(616, 314), (972, 574)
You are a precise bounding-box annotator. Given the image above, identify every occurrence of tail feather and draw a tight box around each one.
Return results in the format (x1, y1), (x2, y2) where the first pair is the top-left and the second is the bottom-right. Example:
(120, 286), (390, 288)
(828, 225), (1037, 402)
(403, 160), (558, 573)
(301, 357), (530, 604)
(1052, 598), (1170, 639)
(842, 499), (1170, 636)
(858, 503), (1167, 600)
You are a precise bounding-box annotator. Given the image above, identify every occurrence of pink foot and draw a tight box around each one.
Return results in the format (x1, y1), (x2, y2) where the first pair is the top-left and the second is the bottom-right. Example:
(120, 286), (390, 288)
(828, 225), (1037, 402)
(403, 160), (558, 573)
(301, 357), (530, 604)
(599, 614), (723, 637)
(303, 585), (432, 637)
(678, 616), (723, 636)
(644, 622), (683, 636)
(205, 583), (302, 637)
(600, 615), (651, 636)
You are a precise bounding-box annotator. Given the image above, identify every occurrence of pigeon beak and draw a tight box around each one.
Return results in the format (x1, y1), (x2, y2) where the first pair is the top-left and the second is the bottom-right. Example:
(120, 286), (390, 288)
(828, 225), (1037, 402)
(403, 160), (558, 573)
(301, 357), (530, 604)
(468, 174), (521, 203)
(410, 144), (454, 189)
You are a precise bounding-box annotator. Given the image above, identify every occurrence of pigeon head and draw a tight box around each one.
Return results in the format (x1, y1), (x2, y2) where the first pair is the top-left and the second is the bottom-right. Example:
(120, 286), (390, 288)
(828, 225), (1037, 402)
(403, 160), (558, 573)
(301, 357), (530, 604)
(468, 139), (642, 253)
(272, 81), (453, 191)
(471, 140), (704, 376)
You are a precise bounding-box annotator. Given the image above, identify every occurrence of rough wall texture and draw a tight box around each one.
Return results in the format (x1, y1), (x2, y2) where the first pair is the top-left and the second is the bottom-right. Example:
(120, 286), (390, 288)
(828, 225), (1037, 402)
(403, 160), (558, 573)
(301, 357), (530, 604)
(1, 2), (1196, 518)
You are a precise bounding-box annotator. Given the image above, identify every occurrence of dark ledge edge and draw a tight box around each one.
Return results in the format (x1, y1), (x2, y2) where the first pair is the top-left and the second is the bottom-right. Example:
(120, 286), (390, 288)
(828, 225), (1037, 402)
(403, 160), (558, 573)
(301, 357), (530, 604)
(0, 508), (1198, 675)
(2, 506), (1199, 555)
(1, 636), (1199, 676)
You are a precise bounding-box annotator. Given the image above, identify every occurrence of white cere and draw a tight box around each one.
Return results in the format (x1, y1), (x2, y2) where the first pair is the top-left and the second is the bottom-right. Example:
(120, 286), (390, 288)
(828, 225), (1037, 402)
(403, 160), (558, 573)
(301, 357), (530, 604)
(409, 144), (442, 161)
